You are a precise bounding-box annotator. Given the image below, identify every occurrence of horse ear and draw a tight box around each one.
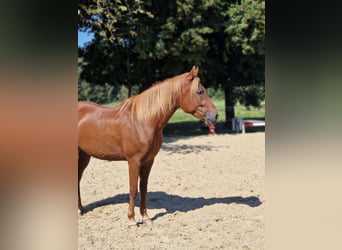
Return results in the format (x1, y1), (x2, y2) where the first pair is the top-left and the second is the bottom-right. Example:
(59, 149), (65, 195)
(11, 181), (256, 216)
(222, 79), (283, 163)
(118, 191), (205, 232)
(188, 66), (199, 80)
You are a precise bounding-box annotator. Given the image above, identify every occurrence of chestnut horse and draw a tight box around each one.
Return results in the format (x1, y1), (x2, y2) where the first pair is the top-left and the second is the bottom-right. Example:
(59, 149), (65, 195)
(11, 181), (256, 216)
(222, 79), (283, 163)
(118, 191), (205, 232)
(78, 66), (218, 228)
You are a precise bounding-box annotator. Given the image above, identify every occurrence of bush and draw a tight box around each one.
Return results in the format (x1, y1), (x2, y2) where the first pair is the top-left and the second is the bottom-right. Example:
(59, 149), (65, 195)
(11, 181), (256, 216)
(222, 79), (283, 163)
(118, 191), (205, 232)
(78, 81), (115, 104)
(206, 87), (224, 100)
(234, 85), (265, 108)
(78, 81), (142, 103)
(116, 85), (128, 101)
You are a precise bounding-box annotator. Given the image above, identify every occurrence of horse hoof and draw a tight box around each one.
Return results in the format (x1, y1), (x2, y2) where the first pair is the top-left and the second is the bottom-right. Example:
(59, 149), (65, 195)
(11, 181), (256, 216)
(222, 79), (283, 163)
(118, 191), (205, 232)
(142, 218), (153, 226)
(127, 221), (138, 230)
(78, 208), (85, 215)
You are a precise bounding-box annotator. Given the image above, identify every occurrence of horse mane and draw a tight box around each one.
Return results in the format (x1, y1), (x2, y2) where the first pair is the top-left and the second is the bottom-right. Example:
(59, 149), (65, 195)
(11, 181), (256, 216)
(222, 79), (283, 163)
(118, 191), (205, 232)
(118, 72), (198, 123)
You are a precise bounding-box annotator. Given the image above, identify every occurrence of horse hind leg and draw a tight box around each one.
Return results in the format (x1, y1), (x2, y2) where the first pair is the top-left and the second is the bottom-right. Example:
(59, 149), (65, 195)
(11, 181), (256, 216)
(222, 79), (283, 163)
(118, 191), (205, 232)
(78, 148), (90, 215)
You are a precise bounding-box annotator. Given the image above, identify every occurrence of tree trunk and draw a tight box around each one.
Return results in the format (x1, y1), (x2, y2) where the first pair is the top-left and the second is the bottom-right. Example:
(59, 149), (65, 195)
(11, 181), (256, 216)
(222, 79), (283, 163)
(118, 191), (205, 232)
(224, 84), (235, 129)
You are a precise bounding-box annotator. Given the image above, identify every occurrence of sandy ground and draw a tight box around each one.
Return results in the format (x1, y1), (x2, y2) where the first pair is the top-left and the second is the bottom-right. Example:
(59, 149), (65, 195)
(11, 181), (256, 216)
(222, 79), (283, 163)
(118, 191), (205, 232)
(78, 132), (265, 249)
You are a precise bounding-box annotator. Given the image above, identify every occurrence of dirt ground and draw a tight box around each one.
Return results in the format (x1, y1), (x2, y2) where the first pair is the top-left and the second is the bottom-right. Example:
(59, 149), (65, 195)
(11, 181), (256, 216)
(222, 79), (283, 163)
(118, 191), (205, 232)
(78, 132), (265, 249)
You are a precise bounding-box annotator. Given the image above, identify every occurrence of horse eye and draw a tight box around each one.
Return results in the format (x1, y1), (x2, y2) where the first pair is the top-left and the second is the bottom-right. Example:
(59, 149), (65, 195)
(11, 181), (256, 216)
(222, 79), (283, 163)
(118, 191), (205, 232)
(197, 89), (204, 95)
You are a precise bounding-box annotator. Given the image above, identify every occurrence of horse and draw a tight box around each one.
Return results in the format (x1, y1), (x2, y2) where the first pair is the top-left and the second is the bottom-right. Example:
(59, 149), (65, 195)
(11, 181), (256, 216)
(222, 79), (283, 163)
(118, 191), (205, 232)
(78, 66), (218, 228)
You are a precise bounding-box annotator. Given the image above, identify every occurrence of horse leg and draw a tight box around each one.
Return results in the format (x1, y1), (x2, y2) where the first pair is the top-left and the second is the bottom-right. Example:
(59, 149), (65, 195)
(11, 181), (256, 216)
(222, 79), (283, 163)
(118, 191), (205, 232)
(127, 159), (140, 229)
(78, 149), (90, 214)
(139, 160), (154, 225)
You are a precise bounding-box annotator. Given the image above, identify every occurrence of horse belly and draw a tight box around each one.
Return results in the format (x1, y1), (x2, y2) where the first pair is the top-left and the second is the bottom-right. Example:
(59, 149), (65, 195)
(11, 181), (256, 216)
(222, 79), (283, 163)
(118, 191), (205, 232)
(79, 139), (126, 161)
(88, 145), (125, 161)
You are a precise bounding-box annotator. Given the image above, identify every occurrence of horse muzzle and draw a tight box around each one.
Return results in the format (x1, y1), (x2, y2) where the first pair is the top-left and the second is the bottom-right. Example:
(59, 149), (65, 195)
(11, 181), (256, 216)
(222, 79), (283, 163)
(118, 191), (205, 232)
(204, 110), (218, 126)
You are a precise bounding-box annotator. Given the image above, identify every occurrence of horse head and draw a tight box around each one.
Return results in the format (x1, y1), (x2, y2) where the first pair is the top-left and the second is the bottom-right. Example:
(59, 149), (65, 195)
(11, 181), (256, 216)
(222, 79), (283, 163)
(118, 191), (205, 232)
(178, 66), (218, 126)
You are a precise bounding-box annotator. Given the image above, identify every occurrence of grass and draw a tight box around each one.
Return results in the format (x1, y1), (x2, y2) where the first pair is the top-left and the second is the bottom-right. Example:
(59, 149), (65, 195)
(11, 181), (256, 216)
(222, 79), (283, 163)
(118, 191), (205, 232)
(168, 100), (265, 124)
(103, 99), (265, 136)
(104, 99), (265, 123)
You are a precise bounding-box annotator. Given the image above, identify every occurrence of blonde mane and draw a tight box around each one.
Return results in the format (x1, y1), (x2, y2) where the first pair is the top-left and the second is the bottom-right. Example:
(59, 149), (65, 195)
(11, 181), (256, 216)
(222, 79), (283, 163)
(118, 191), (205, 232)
(118, 73), (198, 123)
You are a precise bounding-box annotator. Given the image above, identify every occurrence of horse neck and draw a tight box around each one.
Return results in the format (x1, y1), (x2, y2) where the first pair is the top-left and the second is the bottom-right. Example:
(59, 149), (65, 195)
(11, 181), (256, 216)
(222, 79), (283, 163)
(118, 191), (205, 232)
(146, 90), (180, 129)
(153, 103), (179, 129)
(135, 77), (184, 129)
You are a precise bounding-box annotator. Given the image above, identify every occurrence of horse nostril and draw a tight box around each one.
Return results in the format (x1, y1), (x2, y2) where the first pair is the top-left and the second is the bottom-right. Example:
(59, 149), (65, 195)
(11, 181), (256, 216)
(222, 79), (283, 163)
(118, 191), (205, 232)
(215, 114), (218, 121)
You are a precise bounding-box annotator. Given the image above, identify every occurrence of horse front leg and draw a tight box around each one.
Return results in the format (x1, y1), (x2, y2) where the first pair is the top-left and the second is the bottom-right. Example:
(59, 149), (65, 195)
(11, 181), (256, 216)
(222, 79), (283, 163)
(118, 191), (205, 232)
(127, 159), (140, 229)
(139, 159), (154, 225)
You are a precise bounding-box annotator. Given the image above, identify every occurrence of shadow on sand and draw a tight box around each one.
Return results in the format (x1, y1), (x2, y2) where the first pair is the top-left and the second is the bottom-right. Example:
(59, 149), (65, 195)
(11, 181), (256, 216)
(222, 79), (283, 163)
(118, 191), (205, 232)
(160, 143), (224, 155)
(81, 191), (262, 221)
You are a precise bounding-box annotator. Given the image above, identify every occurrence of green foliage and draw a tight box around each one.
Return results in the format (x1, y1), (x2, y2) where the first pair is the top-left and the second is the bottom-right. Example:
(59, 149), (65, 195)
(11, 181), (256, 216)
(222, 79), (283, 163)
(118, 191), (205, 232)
(225, 0), (265, 55)
(115, 84), (140, 101)
(115, 85), (128, 101)
(78, 81), (115, 104)
(206, 87), (225, 100)
(234, 85), (265, 108)
(78, 80), (141, 103)
(78, 0), (153, 44)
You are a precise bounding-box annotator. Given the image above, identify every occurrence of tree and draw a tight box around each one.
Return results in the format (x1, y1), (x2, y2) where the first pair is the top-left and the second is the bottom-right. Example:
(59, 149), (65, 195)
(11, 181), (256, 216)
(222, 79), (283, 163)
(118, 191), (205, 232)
(78, 0), (265, 125)
(200, 0), (265, 126)
(78, 0), (154, 96)
(223, 0), (265, 123)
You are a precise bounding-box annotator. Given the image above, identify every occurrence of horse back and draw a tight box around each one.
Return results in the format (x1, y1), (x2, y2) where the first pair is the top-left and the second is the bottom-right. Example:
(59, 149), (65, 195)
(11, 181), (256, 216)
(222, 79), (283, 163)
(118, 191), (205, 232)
(78, 101), (105, 120)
